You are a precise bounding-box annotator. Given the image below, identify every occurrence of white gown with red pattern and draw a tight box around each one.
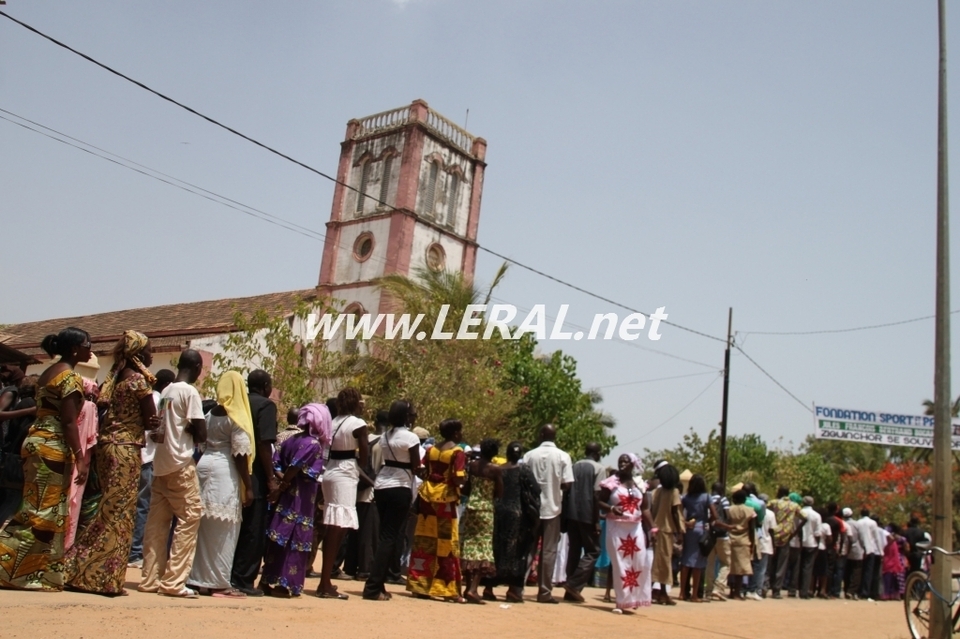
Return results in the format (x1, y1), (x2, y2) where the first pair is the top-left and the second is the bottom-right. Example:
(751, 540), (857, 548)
(602, 476), (652, 610)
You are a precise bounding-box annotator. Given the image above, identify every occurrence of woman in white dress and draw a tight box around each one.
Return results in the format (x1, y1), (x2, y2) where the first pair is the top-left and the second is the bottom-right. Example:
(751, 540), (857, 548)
(598, 453), (653, 613)
(187, 371), (254, 598)
(315, 387), (369, 600)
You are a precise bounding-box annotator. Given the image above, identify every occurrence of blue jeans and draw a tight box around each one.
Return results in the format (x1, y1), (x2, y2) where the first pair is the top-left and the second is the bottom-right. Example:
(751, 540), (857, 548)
(128, 461), (153, 561)
(748, 553), (770, 594)
(830, 555), (846, 597)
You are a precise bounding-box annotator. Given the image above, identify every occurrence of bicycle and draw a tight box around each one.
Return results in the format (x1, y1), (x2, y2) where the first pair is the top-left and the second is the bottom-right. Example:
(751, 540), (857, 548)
(904, 545), (960, 639)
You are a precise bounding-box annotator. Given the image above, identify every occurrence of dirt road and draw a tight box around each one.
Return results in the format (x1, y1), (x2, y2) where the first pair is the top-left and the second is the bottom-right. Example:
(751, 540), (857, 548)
(0, 568), (906, 639)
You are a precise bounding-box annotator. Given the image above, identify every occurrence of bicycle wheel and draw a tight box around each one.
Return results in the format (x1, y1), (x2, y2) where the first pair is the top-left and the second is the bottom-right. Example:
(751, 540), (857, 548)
(904, 571), (932, 639)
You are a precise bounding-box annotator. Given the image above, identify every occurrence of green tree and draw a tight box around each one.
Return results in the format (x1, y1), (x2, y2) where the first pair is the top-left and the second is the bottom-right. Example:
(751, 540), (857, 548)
(800, 435), (890, 475)
(356, 266), (517, 443)
(773, 452), (841, 505)
(205, 297), (350, 413)
(501, 334), (617, 456)
(642, 428), (777, 491)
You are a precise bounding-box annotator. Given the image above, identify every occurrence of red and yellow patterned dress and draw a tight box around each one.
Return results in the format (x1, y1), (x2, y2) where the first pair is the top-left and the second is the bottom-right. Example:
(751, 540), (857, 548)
(406, 445), (466, 598)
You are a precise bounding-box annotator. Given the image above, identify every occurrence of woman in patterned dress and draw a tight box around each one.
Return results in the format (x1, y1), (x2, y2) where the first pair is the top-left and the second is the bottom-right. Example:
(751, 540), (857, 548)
(460, 438), (503, 604)
(407, 419), (467, 602)
(0, 327), (92, 591)
(65, 330), (158, 596)
(598, 453), (653, 613)
(260, 403), (330, 598)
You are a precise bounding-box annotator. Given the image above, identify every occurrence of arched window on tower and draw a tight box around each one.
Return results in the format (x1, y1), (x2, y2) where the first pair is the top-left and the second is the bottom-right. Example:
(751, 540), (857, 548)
(378, 154), (394, 208)
(445, 172), (460, 229)
(422, 161), (439, 220)
(356, 159), (373, 215)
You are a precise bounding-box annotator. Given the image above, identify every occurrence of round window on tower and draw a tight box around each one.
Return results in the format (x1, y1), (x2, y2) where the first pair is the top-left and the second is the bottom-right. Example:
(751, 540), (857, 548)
(426, 243), (446, 272)
(353, 232), (374, 263)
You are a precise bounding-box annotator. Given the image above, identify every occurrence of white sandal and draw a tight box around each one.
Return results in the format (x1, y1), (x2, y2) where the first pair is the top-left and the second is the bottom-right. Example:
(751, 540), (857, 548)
(161, 587), (199, 599)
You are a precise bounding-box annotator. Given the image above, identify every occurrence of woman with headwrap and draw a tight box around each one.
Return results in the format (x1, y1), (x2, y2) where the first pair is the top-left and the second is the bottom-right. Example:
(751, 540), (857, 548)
(186, 371), (254, 598)
(65, 330), (157, 595)
(597, 453), (653, 612)
(259, 402), (331, 598)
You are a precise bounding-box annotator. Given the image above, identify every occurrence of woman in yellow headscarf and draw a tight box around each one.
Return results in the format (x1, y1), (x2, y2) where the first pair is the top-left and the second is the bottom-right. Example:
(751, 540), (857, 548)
(186, 371), (254, 598)
(65, 329), (157, 596)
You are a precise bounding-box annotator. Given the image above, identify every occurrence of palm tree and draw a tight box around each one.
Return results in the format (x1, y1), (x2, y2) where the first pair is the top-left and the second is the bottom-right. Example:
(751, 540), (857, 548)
(921, 396), (960, 418)
(375, 263), (508, 334)
(910, 397), (960, 463)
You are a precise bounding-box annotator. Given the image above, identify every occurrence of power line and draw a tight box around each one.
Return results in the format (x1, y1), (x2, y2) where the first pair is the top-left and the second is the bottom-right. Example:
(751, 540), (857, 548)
(0, 108), (325, 241)
(616, 373), (722, 447)
(486, 295), (721, 370)
(0, 113), (328, 242)
(734, 344), (813, 413)
(740, 309), (960, 336)
(478, 246), (726, 343)
(0, 107), (328, 241)
(3, 107), (726, 377)
(0, 10), (727, 345)
(596, 370), (718, 389)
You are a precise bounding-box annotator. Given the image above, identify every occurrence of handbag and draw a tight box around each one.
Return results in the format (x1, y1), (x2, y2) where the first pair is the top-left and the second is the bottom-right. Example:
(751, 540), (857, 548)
(699, 523), (718, 556)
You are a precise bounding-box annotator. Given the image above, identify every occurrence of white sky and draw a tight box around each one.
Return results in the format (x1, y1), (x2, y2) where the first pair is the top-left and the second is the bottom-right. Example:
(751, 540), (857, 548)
(1, 1), (957, 461)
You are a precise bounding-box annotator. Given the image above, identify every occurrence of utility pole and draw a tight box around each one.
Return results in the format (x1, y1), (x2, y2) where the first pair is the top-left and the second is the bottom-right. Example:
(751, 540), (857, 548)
(931, 0), (953, 636)
(719, 307), (732, 487)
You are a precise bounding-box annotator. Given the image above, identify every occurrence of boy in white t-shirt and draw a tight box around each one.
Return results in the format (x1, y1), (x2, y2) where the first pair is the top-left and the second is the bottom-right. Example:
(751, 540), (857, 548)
(138, 350), (207, 598)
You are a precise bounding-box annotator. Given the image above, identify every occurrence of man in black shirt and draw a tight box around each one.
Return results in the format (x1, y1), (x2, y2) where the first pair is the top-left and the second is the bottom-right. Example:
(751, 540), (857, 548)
(903, 517), (928, 574)
(230, 369), (278, 596)
(562, 443), (604, 603)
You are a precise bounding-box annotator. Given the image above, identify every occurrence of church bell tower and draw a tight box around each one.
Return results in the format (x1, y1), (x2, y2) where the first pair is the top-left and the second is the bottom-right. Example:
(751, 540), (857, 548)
(317, 99), (487, 317)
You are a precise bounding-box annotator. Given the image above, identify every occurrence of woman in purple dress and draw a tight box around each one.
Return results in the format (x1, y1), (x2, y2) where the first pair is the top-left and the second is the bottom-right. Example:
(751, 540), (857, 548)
(259, 403), (331, 597)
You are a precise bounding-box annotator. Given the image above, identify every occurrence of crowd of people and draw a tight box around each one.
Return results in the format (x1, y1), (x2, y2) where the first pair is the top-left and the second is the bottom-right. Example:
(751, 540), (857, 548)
(0, 326), (930, 613)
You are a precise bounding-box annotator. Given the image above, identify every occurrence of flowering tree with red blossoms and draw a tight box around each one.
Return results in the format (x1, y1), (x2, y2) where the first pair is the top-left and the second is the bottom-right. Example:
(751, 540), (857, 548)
(839, 461), (931, 526)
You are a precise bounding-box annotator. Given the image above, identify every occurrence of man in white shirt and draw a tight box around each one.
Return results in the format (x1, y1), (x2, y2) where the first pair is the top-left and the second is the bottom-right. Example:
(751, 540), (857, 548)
(523, 424), (574, 604)
(799, 497), (822, 598)
(138, 350), (207, 598)
(747, 493), (775, 600)
(843, 508), (863, 599)
(855, 509), (881, 600)
(128, 369), (175, 568)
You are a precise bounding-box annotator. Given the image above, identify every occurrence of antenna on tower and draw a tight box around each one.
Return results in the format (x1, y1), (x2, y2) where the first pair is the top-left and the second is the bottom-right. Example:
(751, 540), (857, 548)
(465, 109), (469, 131)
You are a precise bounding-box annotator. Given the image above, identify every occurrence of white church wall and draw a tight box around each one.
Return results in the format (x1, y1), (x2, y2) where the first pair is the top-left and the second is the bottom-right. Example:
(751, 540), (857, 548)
(333, 217), (393, 285)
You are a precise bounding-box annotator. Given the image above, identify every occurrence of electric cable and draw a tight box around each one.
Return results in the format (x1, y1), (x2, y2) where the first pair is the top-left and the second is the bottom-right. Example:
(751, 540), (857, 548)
(733, 344), (813, 413)
(0, 10), (726, 344)
(740, 310), (960, 336)
(615, 373), (723, 446)
(3, 107), (723, 378)
(595, 370), (719, 389)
